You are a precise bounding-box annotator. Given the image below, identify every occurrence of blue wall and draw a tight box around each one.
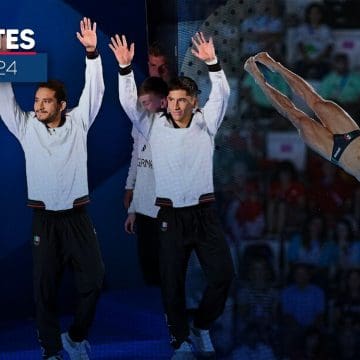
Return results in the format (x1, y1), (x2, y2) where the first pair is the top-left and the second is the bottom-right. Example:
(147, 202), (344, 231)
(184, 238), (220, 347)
(0, 0), (148, 319)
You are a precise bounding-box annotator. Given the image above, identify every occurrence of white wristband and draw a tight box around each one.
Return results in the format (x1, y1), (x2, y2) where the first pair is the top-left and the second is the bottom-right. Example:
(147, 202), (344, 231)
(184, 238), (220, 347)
(205, 57), (218, 66)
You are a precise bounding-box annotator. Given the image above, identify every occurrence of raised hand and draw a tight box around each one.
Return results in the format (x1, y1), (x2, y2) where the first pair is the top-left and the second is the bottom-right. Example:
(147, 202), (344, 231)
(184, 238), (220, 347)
(109, 34), (135, 66)
(191, 32), (216, 63)
(76, 17), (97, 52)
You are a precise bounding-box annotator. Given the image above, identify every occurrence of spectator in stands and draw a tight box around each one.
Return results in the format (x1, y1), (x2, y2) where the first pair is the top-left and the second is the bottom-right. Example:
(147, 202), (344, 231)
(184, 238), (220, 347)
(234, 179), (265, 240)
(216, 130), (260, 189)
(319, 53), (360, 121)
(287, 214), (337, 271)
(285, 0), (323, 26)
(334, 218), (360, 270)
(334, 268), (360, 328)
(230, 323), (277, 360)
(266, 160), (306, 237)
(307, 160), (352, 220)
(280, 263), (325, 356)
(235, 256), (278, 347)
(240, 0), (283, 58)
(340, 191), (360, 237)
(290, 327), (332, 360)
(293, 2), (334, 79)
(333, 269), (360, 360)
(337, 324), (359, 360)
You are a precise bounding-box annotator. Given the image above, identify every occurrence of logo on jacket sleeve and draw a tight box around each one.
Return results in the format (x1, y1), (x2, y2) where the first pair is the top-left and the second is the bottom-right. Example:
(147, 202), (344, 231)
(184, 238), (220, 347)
(33, 235), (40, 246)
(160, 221), (168, 232)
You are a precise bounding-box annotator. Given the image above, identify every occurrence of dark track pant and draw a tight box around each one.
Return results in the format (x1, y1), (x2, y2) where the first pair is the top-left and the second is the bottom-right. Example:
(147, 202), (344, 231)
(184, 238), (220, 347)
(32, 207), (105, 357)
(136, 213), (161, 286)
(157, 203), (235, 348)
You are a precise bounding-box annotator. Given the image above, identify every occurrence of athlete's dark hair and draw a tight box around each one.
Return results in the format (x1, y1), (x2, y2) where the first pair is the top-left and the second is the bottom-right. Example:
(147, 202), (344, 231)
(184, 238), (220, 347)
(36, 79), (67, 104)
(138, 76), (168, 98)
(148, 41), (167, 58)
(167, 76), (200, 97)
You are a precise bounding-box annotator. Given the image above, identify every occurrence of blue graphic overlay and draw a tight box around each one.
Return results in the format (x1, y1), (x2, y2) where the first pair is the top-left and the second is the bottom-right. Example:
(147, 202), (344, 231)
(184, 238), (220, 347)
(0, 53), (47, 82)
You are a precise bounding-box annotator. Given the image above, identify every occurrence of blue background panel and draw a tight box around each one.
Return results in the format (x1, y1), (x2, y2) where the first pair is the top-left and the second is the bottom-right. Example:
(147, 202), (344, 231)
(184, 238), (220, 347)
(0, 0), (148, 319)
(0, 54), (47, 82)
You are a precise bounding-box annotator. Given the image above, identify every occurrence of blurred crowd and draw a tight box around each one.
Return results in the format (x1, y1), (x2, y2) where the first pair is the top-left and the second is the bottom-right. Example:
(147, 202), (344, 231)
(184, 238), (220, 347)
(181, 1), (360, 358)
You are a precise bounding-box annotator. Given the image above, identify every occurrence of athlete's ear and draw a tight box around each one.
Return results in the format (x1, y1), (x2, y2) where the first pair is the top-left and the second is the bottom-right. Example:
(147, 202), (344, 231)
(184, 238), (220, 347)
(60, 101), (67, 112)
(160, 98), (167, 109)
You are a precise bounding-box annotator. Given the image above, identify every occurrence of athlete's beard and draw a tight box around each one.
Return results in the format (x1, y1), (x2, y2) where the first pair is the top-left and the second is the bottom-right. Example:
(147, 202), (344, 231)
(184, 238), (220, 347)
(35, 110), (61, 126)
